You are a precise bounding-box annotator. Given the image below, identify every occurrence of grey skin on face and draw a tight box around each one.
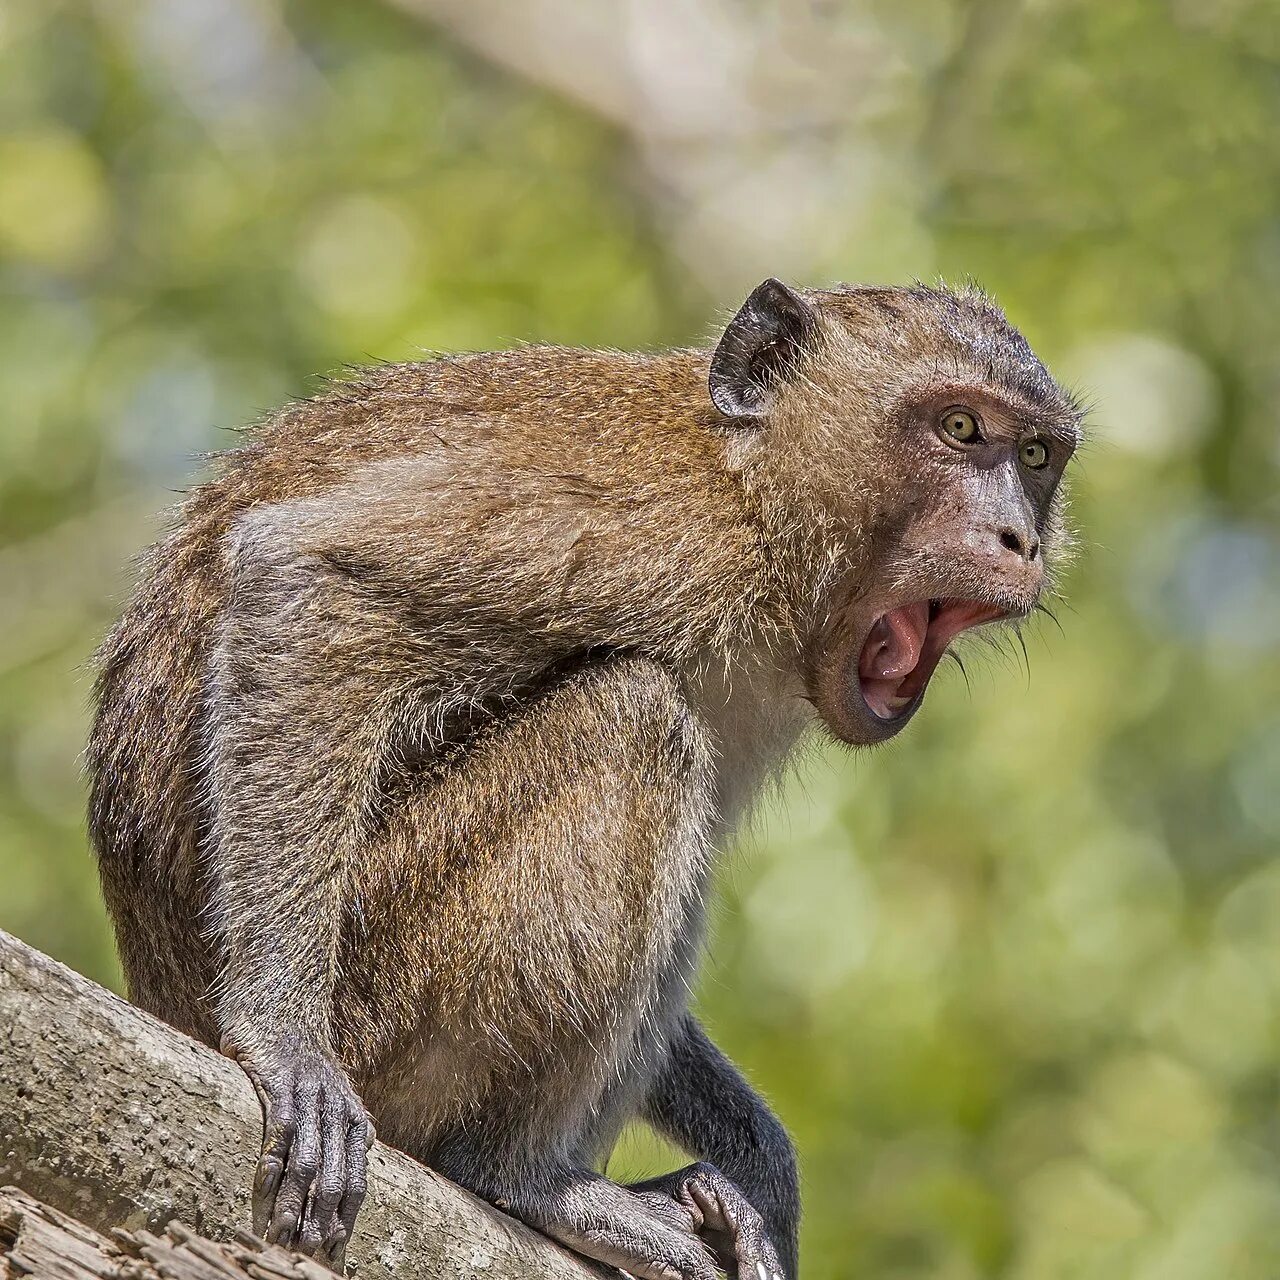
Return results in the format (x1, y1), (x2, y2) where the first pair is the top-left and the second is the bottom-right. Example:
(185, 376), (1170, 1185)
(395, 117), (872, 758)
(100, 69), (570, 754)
(87, 275), (1079, 1279)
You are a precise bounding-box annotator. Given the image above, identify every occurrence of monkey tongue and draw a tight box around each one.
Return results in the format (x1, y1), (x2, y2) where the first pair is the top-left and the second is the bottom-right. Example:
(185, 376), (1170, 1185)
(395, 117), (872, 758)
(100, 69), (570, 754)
(858, 601), (931, 720)
(858, 598), (1012, 720)
(859, 602), (930, 682)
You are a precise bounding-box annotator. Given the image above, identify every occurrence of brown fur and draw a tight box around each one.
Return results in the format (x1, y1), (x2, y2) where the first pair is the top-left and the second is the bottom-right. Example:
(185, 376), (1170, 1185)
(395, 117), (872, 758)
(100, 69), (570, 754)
(87, 282), (1080, 1277)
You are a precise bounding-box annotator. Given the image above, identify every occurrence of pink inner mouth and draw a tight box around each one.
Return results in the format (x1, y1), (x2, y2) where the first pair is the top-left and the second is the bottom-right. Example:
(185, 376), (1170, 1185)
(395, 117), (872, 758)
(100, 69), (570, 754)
(857, 599), (1009, 720)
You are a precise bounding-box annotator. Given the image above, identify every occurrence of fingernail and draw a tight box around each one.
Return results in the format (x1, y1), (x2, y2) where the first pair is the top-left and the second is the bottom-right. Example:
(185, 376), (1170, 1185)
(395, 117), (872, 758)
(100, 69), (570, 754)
(756, 1264), (770, 1280)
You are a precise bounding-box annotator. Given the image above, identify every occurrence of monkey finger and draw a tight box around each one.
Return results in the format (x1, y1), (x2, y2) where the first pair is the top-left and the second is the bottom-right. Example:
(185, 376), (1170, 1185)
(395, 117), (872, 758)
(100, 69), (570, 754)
(298, 1094), (349, 1256)
(266, 1088), (321, 1248)
(326, 1114), (373, 1266)
(252, 1097), (298, 1234)
(254, 1156), (285, 1223)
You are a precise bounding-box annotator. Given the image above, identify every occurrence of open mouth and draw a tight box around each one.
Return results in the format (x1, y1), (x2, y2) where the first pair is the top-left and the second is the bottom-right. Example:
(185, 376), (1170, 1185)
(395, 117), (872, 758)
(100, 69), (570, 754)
(858, 598), (1011, 721)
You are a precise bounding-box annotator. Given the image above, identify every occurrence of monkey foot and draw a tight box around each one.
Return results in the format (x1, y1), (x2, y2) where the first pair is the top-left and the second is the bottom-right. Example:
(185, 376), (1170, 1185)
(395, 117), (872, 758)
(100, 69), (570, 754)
(630, 1163), (786, 1280)
(498, 1170), (728, 1280)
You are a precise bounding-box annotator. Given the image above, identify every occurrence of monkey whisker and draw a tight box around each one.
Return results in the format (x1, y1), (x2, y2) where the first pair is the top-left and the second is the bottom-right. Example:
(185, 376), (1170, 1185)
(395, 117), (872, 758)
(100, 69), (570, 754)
(1033, 601), (1066, 637)
(944, 649), (973, 698)
(1015, 629), (1032, 687)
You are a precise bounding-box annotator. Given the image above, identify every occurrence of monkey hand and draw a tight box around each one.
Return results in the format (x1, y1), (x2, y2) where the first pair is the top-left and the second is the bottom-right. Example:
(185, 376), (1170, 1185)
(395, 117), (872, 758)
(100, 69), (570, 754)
(223, 1027), (376, 1268)
(630, 1163), (786, 1280)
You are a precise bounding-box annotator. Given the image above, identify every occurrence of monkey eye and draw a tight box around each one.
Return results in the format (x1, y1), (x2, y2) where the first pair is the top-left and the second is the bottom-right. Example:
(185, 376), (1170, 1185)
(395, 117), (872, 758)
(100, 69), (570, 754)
(939, 407), (981, 445)
(1020, 438), (1050, 469)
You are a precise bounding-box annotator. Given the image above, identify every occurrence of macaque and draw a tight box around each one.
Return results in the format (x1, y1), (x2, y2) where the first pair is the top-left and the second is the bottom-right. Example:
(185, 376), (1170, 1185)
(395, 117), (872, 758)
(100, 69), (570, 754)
(88, 279), (1080, 1280)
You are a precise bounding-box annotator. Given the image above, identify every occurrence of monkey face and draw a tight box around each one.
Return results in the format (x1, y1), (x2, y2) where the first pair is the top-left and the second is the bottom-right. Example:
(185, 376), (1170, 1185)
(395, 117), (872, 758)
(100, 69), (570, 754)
(807, 378), (1078, 746)
(711, 278), (1082, 748)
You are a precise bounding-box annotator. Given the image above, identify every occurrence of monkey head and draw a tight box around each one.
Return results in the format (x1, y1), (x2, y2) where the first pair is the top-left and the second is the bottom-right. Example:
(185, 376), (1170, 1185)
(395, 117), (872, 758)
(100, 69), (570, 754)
(711, 277), (1082, 747)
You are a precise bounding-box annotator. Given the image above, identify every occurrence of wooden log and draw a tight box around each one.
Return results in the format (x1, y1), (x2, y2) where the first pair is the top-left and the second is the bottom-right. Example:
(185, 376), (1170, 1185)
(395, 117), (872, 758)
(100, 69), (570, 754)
(0, 929), (605, 1279)
(0, 1182), (342, 1280)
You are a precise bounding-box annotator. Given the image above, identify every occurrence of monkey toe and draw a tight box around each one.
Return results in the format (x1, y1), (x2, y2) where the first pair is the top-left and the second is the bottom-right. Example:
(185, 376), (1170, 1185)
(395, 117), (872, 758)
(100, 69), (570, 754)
(631, 1163), (785, 1280)
(689, 1179), (781, 1280)
(503, 1173), (718, 1280)
(543, 1221), (718, 1280)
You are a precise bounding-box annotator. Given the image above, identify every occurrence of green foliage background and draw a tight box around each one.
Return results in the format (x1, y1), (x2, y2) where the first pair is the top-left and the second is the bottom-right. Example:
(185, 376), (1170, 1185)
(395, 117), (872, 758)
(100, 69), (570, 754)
(2, 3), (1279, 1277)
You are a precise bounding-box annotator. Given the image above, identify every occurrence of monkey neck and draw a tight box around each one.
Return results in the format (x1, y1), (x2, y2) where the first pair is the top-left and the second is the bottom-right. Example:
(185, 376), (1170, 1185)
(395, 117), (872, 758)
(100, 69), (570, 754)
(683, 644), (814, 842)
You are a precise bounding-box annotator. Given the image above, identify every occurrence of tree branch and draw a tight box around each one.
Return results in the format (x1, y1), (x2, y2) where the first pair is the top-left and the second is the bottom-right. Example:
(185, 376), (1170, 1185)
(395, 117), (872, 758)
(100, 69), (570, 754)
(0, 1184), (333, 1280)
(0, 928), (605, 1279)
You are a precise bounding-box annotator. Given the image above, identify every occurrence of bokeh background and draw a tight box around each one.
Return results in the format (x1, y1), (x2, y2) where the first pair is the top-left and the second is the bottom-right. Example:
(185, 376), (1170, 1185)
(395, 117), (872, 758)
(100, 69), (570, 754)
(3, 2), (1280, 1277)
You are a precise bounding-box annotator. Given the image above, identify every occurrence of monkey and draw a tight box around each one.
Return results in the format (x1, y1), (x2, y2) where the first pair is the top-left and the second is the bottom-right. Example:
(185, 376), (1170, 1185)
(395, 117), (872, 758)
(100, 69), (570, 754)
(87, 278), (1081, 1280)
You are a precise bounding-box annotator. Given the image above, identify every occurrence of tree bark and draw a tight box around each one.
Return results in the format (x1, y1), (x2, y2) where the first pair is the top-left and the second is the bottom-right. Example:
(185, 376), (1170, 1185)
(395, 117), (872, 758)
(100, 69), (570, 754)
(0, 1183), (335, 1280)
(0, 929), (605, 1279)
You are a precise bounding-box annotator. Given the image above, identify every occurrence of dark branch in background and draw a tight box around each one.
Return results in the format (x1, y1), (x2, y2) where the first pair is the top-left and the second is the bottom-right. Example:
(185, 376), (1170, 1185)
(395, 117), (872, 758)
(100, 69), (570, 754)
(376, 0), (889, 291)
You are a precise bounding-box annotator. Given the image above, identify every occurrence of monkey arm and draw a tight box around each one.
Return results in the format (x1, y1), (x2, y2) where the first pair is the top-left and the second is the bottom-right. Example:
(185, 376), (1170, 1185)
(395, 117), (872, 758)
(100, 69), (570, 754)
(640, 1016), (799, 1278)
(202, 520), (418, 1263)
(198, 455), (701, 1265)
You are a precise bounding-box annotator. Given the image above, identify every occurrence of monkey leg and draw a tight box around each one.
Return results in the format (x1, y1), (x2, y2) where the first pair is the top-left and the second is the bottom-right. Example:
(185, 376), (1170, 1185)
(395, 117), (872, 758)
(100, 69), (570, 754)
(429, 1124), (720, 1280)
(329, 652), (724, 1275)
(639, 1016), (799, 1279)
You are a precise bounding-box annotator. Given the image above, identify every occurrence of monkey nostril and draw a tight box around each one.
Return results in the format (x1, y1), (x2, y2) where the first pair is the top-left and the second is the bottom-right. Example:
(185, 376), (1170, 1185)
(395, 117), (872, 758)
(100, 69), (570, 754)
(996, 527), (1040, 563)
(998, 527), (1039, 563)
(998, 528), (1025, 558)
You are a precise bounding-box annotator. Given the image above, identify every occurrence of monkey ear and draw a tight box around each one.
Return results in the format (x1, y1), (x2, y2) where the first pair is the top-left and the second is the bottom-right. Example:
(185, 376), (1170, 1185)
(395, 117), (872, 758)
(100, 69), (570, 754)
(709, 278), (818, 420)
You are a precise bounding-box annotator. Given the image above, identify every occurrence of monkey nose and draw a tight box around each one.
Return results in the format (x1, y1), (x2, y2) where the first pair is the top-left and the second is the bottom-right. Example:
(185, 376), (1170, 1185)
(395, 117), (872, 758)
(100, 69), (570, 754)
(995, 525), (1040, 564)
(977, 523), (1044, 596)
